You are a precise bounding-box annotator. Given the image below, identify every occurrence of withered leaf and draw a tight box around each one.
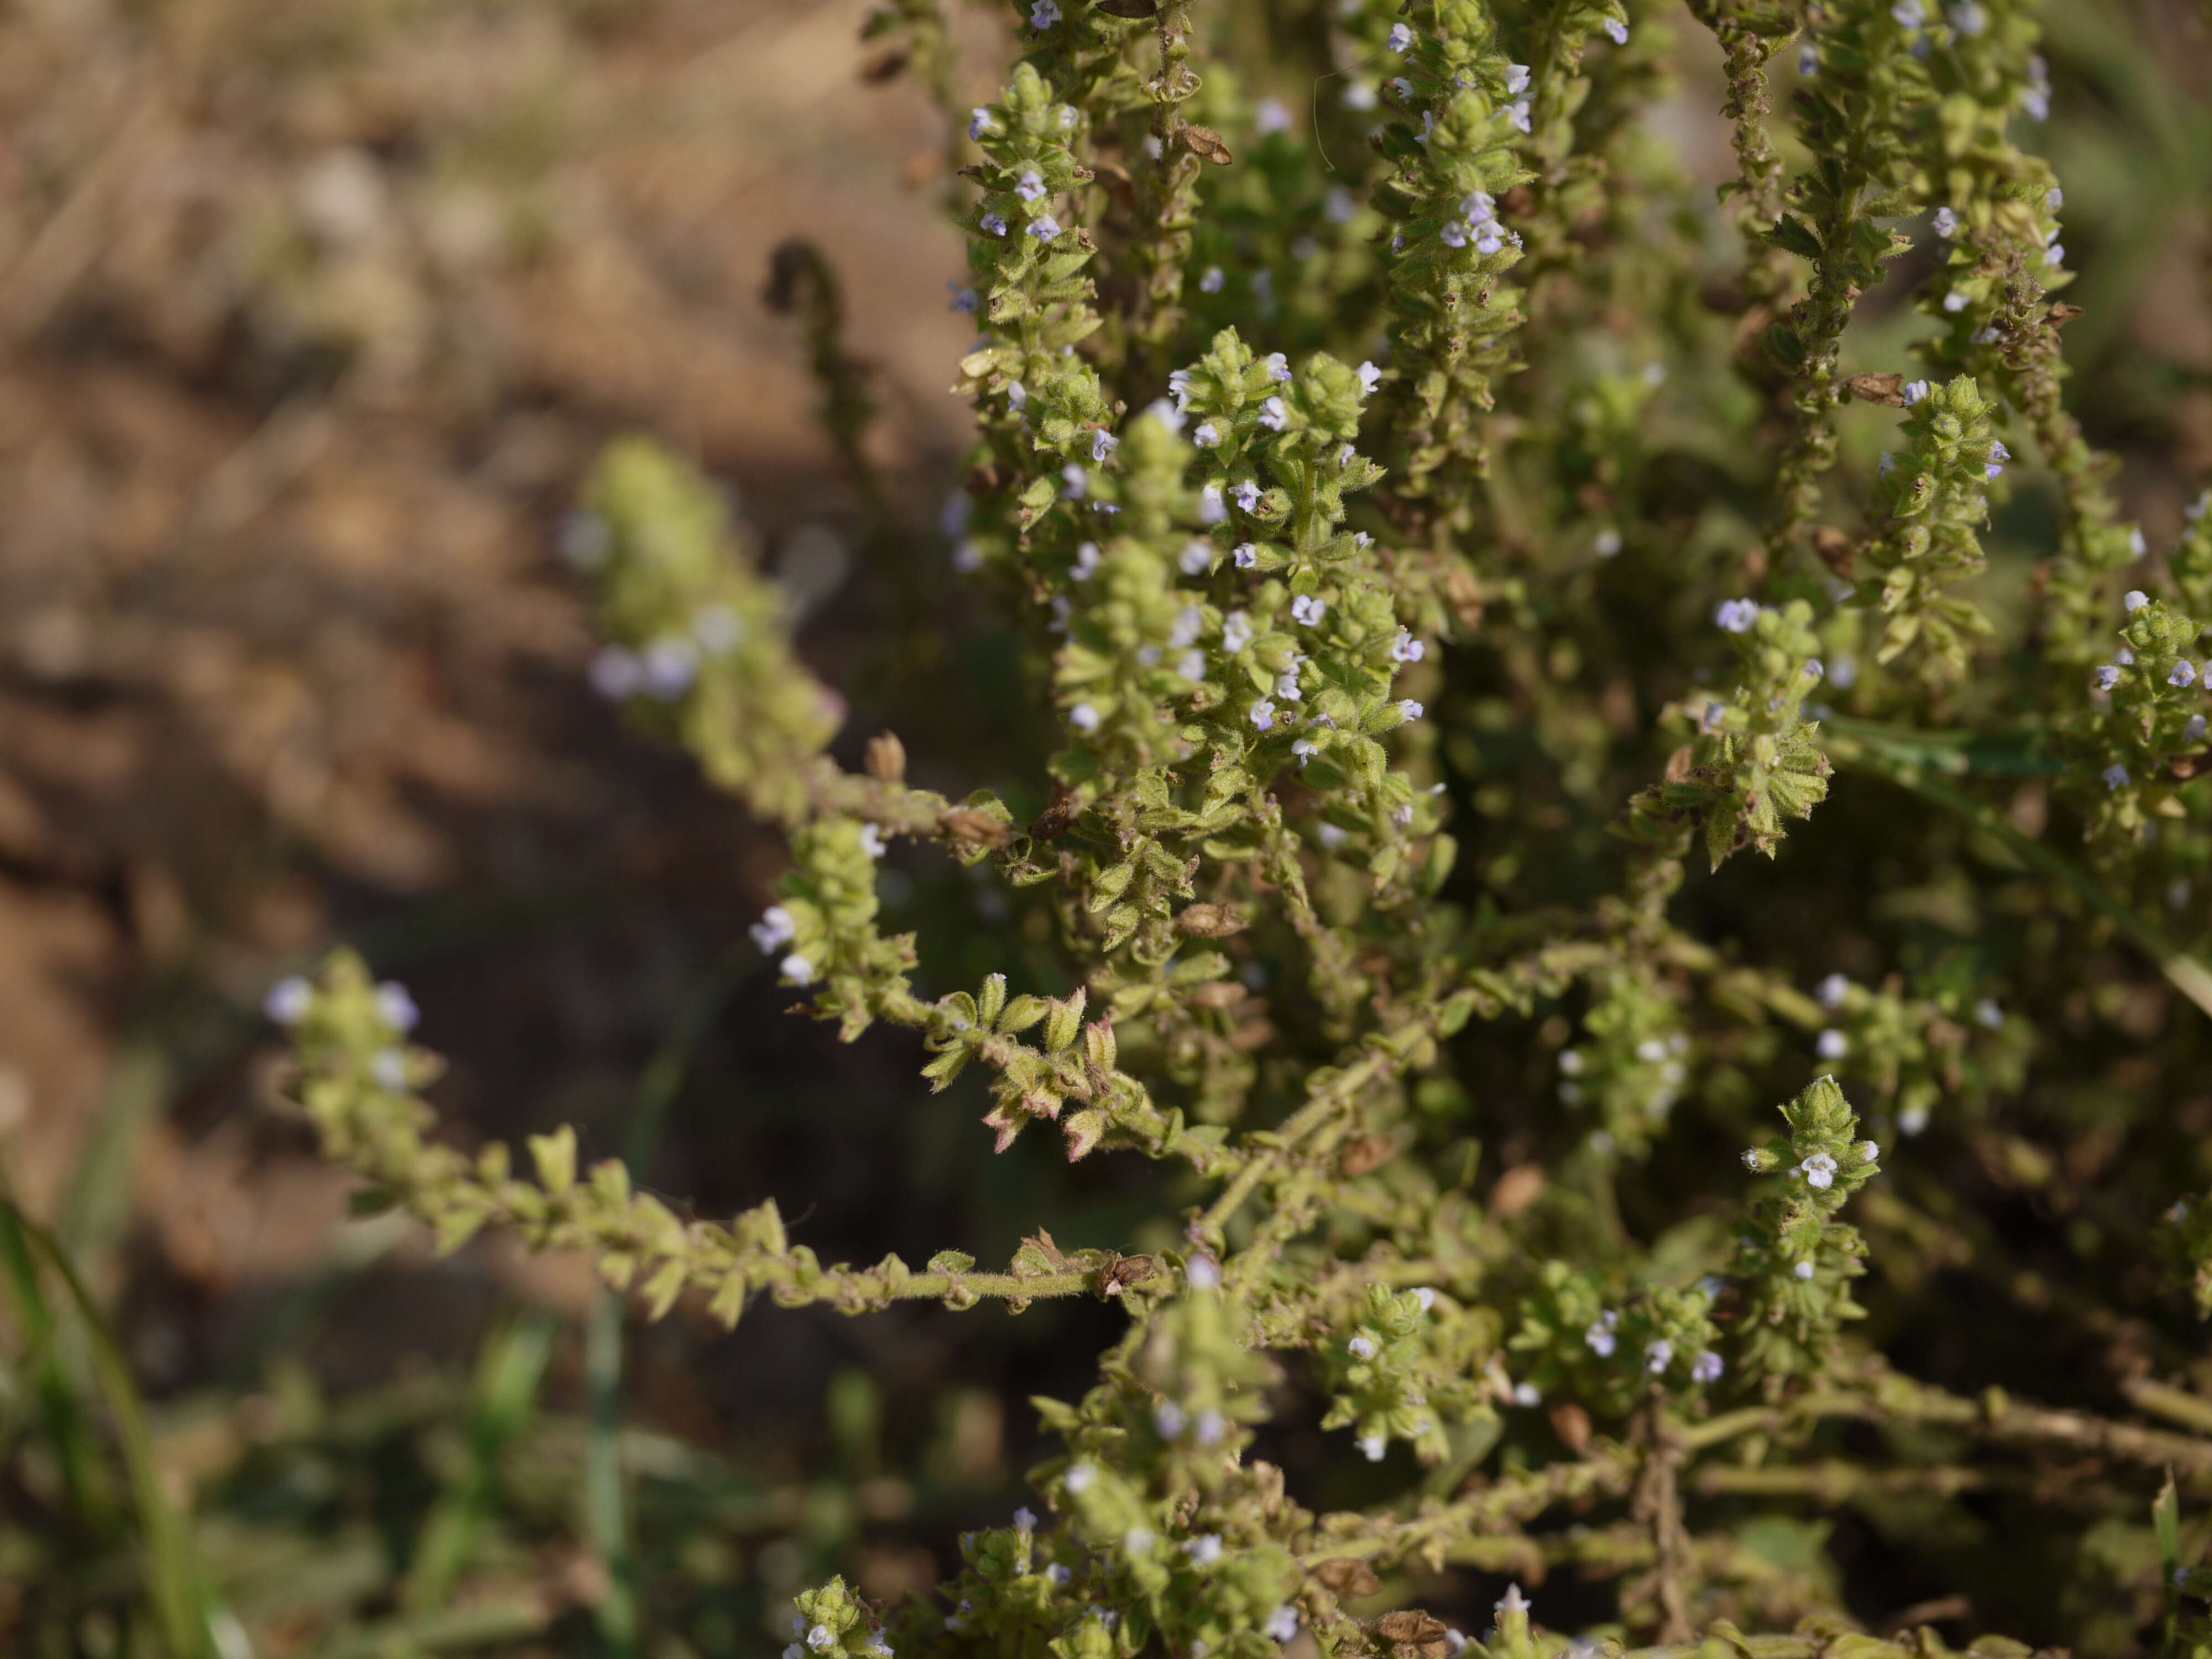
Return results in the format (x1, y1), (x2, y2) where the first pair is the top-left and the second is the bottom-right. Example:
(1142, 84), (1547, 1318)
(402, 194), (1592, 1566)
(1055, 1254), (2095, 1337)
(1178, 123), (1233, 165)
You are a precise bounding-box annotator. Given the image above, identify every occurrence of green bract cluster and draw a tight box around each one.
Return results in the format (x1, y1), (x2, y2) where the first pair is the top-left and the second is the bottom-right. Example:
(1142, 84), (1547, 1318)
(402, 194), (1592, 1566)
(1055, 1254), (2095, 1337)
(272, 1), (2212, 1656)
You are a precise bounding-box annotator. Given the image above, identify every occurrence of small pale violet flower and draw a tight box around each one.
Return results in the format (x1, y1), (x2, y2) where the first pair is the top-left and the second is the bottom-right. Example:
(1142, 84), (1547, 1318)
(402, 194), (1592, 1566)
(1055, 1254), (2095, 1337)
(590, 645), (643, 700)
(1506, 62), (1531, 94)
(1091, 429), (1119, 463)
(2095, 665), (2121, 692)
(1714, 597), (1760, 633)
(751, 906), (796, 952)
(808, 1626), (836, 1652)
(858, 825), (886, 860)
(370, 1048), (408, 1091)
(1509, 98), (1532, 133)
(968, 107), (994, 139)
(1903, 379), (1929, 406)
(1251, 700), (1277, 731)
(1259, 396), (1290, 432)
(1944, 290), (1970, 313)
(2125, 589), (2150, 612)
(1645, 1339), (1673, 1374)
(1060, 463), (1088, 500)
(1933, 205), (1959, 237)
(1027, 215), (1061, 239)
(1194, 1408), (1226, 1444)
(1400, 700), (1425, 721)
(373, 982), (420, 1032)
(1186, 1534), (1225, 1567)
(1692, 1350), (1725, 1384)
(1348, 1334), (1377, 1359)
(265, 975), (313, 1024)
(1441, 220), (1469, 249)
(1180, 540), (1213, 575)
(980, 211), (1008, 237)
(1199, 484), (1228, 525)
(1357, 361), (1383, 395)
(1949, 0), (1985, 33)
(1263, 352), (1292, 382)
(1801, 1152), (1839, 1190)
(1071, 703), (1102, 733)
(1234, 481), (1264, 513)
(1233, 542), (1259, 569)
(1604, 17), (1628, 44)
(1015, 170), (1045, 202)
(1030, 0), (1058, 26)
(1799, 41), (1820, 74)
(1817, 972), (1850, 1009)
(1794, 1261), (1816, 1280)
(2103, 763), (2130, 790)
(1293, 738), (1318, 765)
(946, 283), (977, 312)
(1223, 611), (1254, 653)
(1154, 1401), (1187, 1438)
(1585, 1323), (1618, 1358)
(1266, 1606), (1302, 1644)
(1199, 265), (1225, 294)
(781, 953), (817, 985)
(2188, 714), (2209, 745)
(1193, 422), (1223, 448)
(1290, 594), (1327, 627)
(1891, 0), (1926, 26)
(1817, 1029), (1849, 1060)
(2173, 661), (2198, 688)
(1063, 1462), (1095, 1495)
(1391, 630), (1425, 664)
(1388, 22), (1414, 49)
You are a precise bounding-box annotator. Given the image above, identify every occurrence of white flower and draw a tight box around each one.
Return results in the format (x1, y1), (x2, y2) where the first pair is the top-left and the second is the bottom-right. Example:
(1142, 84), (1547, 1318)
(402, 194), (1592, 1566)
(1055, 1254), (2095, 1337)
(1817, 1029), (1849, 1060)
(1742, 1149), (1764, 1170)
(1901, 1103), (1932, 1136)
(1359, 1433), (1387, 1460)
(1071, 703), (1102, 733)
(1815, 973), (1850, 1010)
(1949, 0), (1986, 33)
(968, 107), (995, 139)
(1153, 1399), (1188, 1439)
(808, 1626), (835, 1651)
(1933, 205), (1959, 238)
(1186, 1534), (1225, 1566)
(1859, 1140), (1880, 1164)
(1199, 483), (1228, 524)
(1194, 1408), (1227, 1445)
(1292, 738), (1318, 765)
(1171, 607), (1204, 648)
(1262, 352), (1292, 382)
(1091, 429), (1119, 464)
(1317, 823), (1348, 849)
(1063, 1462), (1095, 1495)
(1388, 22), (1414, 49)
(752, 906), (797, 952)
(1391, 629), (1425, 663)
(1258, 396), (1290, 432)
(1223, 611), (1254, 653)
(1014, 1507), (1037, 1531)
(1185, 1253), (1222, 1290)
(1645, 1339), (1673, 1373)
(1180, 650), (1207, 682)
(781, 954), (816, 985)
(1290, 594), (1327, 626)
(1799, 1151), (1839, 1190)
(859, 824), (886, 859)
(1793, 1261), (1815, 1280)
(1714, 597), (1760, 633)
(264, 975), (313, 1025)
(371, 1048), (408, 1091)
(1124, 1526), (1156, 1556)
(1072, 541), (1102, 581)
(1348, 1334), (1378, 1359)
(1506, 62), (1531, 94)
(2126, 589), (2151, 612)
(1006, 380), (1027, 411)
(1414, 1287), (1436, 1312)
(1512, 1381), (1542, 1405)
(1045, 1563), (1072, 1586)
(1275, 670), (1302, 702)
(1891, 0), (1926, 25)
(1250, 700), (1277, 731)
(1180, 540), (1214, 575)
(1356, 361), (1383, 396)
(1585, 1323), (1618, 1358)
(1495, 1583), (1530, 1618)
(1266, 1606), (1302, 1644)
(1198, 264), (1225, 294)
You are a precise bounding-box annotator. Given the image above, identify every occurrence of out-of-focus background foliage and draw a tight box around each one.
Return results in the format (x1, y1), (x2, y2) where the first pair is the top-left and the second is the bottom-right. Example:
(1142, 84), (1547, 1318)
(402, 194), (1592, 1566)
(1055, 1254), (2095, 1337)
(0, 0), (2207, 1653)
